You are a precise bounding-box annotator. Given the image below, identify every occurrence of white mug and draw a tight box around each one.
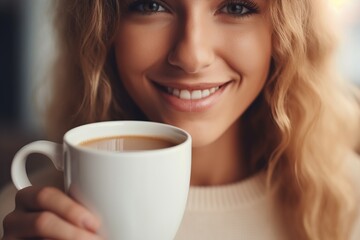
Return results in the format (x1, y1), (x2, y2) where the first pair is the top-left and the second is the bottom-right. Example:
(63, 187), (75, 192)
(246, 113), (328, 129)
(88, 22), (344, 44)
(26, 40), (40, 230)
(11, 121), (192, 240)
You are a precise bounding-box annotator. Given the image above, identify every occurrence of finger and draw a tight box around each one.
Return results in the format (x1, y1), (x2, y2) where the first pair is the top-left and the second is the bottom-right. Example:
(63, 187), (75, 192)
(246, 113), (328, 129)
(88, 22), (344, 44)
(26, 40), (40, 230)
(15, 186), (101, 232)
(3, 210), (103, 240)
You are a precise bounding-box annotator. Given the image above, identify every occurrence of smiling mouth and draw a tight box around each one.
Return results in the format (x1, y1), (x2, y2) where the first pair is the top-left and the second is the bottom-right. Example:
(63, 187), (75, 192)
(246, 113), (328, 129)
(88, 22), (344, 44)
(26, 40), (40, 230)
(154, 81), (231, 100)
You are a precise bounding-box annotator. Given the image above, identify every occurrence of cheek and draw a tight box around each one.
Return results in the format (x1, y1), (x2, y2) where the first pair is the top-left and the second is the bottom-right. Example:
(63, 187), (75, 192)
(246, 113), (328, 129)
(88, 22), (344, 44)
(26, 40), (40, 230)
(220, 26), (272, 124)
(224, 25), (272, 82)
(114, 28), (150, 76)
(114, 24), (173, 78)
(113, 24), (174, 120)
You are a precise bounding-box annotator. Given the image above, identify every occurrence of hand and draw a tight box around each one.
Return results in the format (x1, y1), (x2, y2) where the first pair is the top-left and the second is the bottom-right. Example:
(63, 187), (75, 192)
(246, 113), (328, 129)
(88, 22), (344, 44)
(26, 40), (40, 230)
(2, 186), (103, 240)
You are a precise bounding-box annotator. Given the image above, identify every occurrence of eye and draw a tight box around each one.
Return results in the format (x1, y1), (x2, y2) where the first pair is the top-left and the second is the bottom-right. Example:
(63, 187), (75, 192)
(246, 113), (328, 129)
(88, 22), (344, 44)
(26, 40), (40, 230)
(222, 4), (249, 15)
(128, 1), (167, 14)
(218, 1), (259, 17)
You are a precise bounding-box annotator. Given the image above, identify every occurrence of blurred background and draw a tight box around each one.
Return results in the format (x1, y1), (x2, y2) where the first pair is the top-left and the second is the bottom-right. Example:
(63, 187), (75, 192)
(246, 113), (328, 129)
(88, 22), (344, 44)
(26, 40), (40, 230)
(0, 1), (55, 190)
(0, 0), (360, 190)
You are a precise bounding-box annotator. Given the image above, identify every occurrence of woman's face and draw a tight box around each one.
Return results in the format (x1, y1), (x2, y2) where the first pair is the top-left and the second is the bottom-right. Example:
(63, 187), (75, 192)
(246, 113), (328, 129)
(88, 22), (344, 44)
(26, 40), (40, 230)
(114, 0), (272, 147)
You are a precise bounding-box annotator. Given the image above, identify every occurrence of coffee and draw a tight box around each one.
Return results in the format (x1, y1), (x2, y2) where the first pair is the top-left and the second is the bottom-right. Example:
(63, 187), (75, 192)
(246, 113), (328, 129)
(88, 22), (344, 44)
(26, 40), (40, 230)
(79, 135), (177, 152)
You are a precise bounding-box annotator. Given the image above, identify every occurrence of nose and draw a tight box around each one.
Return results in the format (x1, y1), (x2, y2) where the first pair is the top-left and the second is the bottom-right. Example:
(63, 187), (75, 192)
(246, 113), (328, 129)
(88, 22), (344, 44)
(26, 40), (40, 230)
(167, 14), (215, 74)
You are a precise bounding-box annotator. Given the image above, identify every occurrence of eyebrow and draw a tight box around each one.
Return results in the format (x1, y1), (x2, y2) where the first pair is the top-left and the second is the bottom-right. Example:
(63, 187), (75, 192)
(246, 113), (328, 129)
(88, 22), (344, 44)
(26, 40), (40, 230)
(119, 0), (133, 7)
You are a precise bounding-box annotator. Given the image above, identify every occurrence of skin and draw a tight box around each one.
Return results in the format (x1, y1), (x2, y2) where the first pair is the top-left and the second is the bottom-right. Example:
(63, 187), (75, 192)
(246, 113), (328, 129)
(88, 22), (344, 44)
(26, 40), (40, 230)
(115, 0), (272, 185)
(2, 0), (272, 238)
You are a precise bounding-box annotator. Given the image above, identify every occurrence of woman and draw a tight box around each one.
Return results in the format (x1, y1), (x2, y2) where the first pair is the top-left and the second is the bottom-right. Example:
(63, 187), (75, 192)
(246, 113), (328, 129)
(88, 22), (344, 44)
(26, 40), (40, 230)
(1, 0), (360, 239)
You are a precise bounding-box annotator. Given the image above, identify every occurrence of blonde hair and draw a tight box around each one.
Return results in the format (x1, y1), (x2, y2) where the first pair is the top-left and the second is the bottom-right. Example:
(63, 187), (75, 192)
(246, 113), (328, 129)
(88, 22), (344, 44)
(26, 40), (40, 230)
(48, 0), (360, 239)
(263, 0), (360, 239)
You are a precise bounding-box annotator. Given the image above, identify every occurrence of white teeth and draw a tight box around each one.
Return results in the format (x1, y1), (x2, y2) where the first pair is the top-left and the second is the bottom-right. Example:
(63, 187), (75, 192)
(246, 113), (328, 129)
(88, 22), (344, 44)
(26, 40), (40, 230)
(179, 90), (191, 100)
(168, 86), (221, 100)
(191, 90), (202, 100)
(202, 89), (210, 97)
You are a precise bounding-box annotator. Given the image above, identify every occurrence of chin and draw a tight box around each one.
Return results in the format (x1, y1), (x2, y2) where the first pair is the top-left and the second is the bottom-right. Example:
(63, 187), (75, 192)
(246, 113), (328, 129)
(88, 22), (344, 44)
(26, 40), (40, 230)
(190, 136), (217, 149)
(167, 120), (221, 149)
(147, 113), (228, 149)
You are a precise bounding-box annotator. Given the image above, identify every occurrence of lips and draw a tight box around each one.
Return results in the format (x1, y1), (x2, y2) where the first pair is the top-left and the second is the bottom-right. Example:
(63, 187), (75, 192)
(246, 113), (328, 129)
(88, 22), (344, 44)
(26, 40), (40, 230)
(152, 81), (231, 112)
(154, 81), (229, 99)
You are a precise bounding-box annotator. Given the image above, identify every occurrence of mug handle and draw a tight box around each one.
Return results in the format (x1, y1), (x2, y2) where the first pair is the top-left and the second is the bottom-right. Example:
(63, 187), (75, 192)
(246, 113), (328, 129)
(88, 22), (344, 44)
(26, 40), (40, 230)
(11, 140), (63, 190)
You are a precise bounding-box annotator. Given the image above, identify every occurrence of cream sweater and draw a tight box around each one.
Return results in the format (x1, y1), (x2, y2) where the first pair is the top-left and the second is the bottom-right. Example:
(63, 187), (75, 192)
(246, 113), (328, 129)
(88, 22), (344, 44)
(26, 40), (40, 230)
(1, 152), (360, 239)
(175, 171), (292, 240)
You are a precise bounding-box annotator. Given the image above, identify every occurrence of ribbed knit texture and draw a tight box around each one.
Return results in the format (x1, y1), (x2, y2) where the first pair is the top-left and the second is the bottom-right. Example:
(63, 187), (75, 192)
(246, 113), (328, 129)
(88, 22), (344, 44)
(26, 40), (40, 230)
(175, 158), (360, 240)
(174, 171), (290, 240)
(186, 171), (267, 211)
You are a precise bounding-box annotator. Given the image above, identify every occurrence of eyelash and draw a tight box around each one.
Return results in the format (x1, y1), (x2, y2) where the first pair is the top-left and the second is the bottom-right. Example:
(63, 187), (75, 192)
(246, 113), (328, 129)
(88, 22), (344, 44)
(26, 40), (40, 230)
(127, 0), (260, 18)
(128, 0), (170, 15)
(217, 0), (260, 18)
